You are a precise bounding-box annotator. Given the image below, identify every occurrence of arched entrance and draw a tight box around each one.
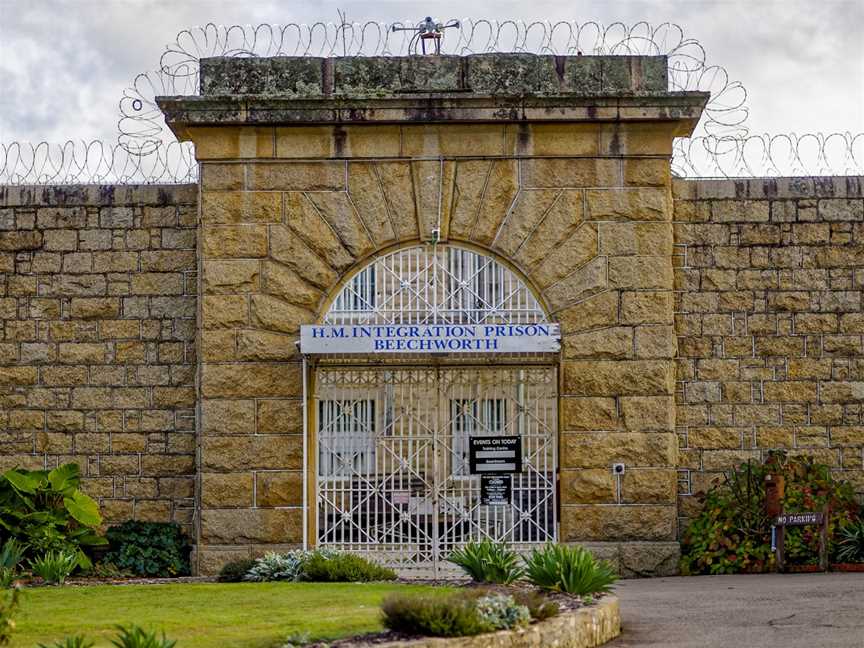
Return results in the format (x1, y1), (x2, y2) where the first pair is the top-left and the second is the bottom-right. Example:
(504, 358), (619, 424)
(306, 243), (559, 575)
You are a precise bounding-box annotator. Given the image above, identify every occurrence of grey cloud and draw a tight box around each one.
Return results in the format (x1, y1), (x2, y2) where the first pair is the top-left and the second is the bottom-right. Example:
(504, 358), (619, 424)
(0, 0), (861, 143)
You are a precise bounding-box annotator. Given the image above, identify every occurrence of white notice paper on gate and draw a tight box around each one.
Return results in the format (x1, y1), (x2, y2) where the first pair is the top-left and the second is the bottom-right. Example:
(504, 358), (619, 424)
(300, 323), (560, 354)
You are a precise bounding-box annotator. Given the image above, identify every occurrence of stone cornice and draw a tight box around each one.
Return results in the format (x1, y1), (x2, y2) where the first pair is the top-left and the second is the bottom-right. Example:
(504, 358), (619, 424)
(158, 91), (709, 141)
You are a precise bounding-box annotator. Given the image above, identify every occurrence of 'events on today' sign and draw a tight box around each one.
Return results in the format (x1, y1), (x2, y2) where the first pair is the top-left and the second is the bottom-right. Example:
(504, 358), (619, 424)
(300, 323), (560, 354)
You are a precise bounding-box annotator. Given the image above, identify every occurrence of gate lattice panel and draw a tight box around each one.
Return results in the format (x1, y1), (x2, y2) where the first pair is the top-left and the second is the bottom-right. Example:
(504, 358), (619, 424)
(315, 365), (557, 575)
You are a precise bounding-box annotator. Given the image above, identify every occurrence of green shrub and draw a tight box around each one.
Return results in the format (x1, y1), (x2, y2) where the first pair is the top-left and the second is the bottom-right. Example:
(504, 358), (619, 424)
(300, 551), (396, 582)
(104, 522), (190, 577)
(512, 590), (559, 621)
(474, 593), (530, 630)
(217, 558), (257, 582)
(30, 549), (79, 585)
(448, 539), (523, 584)
(0, 540), (24, 572)
(0, 464), (106, 568)
(680, 453), (859, 575)
(523, 544), (617, 596)
(38, 636), (95, 648)
(836, 519), (864, 563)
(110, 625), (176, 648)
(381, 591), (492, 637)
(245, 551), (309, 582)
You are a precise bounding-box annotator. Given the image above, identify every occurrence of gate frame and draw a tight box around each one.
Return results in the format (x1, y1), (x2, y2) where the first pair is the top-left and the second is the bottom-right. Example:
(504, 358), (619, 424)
(304, 359), (560, 573)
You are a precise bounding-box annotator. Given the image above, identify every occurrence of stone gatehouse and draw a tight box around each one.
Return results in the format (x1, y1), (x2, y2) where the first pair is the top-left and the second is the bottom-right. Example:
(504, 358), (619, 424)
(2, 53), (862, 577)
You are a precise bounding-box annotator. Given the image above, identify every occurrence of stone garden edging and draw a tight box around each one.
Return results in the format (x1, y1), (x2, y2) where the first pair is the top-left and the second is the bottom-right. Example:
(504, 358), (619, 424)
(351, 596), (621, 648)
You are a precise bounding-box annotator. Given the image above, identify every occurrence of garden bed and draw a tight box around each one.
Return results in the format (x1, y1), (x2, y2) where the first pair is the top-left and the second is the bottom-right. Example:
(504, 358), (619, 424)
(324, 595), (620, 648)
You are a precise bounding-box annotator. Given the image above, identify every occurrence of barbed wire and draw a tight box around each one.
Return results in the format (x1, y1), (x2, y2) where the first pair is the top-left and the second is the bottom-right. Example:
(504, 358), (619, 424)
(1, 133), (861, 185)
(117, 19), (749, 151)
(0, 19), (862, 184)
(0, 140), (196, 185)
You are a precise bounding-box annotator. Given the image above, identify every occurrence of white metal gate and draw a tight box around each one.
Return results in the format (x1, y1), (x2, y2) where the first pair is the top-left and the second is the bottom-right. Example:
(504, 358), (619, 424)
(314, 364), (557, 575)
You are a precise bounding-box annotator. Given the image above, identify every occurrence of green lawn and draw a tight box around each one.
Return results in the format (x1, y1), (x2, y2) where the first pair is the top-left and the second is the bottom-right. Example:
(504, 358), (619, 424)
(13, 582), (453, 647)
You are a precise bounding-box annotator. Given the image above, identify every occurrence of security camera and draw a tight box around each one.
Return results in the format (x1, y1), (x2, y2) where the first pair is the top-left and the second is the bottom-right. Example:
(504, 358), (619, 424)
(612, 463), (625, 475)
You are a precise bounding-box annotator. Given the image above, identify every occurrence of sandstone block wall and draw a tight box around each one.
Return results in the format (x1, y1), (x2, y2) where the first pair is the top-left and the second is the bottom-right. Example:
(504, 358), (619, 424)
(0, 184), (198, 536)
(192, 120), (682, 573)
(673, 177), (864, 532)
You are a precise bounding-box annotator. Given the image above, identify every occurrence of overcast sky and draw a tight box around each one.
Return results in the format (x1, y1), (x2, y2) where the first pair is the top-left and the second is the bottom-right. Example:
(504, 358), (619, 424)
(0, 0), (862, 145)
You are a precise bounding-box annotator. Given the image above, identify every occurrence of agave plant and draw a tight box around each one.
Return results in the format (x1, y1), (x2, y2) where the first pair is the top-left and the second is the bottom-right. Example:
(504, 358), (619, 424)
(523, 544), (617, 596)
(110, 625), (176, 648)
(448, 538), (523, 584)
(29, 550), (79, 585)
(836, 520), (864, 563)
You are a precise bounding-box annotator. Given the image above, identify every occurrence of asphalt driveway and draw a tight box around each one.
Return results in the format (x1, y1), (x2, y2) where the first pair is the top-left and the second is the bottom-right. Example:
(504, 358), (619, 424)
(608, 573), (864, 648)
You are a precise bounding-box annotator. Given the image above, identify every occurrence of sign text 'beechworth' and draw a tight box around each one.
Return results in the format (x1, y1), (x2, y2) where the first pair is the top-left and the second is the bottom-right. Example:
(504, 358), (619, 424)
(300, 323), (561, 354)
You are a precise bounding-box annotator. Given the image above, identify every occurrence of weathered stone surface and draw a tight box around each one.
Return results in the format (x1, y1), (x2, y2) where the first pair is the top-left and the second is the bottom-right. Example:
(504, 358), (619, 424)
(347, 163), (397, 246)
(375, 162), (419, 241)
(563, 360), (676, 396)
(202, 435), (303, 471)
(514, 190), (584, 269)
(493, 189), (560, 258)
(237, 330), (300, 361)
(544, 256), (607, 312)
(619, 542), (680, 577)
(261, 261), (323, 310)
(284, 193), (354, 271)
(556, 291), (619, 334)
(561, 432), (677, 468)
(269, 224), (338, 289)
(560, 469), (615, 504)
(521, 159), (620, 189)
(248, 162), (345, 191)
(201, 508), (303, 544)
(201, 399), (256, 434)
(203, 260), (259, 294)
(447, 160), (493, 241)
(472, 160), (519, 245)
(257, 399), (303, 434)
(256, 472), (303, 507)
(587, 188), (669, 221)
(202, 363), (302, 398)
(201, 472), (254, 508)
(202, 191), (282, 224)
(562, 397), (619, 431)
(250, 294), (314, 334)
(560, 505), (676, 541)
(202, 225), (268, 258)
(532, 224), (599, 289)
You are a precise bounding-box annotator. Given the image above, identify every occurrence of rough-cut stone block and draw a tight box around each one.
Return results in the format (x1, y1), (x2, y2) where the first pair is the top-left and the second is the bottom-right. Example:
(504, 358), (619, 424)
(202, 225), (268, 258)
(256, 472), (303, 507)
(202, 191), (282, 224)
(201, 472), (254, 508)
(201, 508), (302, 545)
(202, 363), (302, 398)
(561, 432), (676, 468)
(202, 435), (303, 471)
(248, 162), (345, 191)
(562, 360), (675, 396)
(561, 505), (676, 541)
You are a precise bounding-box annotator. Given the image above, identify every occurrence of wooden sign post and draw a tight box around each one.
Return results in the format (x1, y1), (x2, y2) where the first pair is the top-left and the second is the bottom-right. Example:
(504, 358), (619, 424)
(773, 507), (829, 572)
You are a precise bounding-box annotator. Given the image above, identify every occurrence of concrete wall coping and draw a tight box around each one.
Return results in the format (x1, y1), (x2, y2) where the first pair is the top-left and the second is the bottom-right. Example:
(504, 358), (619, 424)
(672, 176), (864, 200)
(199, 54), (668, 97)
(0, 184), (198, 208)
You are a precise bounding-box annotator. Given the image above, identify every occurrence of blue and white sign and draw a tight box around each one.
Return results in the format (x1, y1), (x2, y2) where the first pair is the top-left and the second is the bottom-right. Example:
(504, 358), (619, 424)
(300, 323), (560, 354)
